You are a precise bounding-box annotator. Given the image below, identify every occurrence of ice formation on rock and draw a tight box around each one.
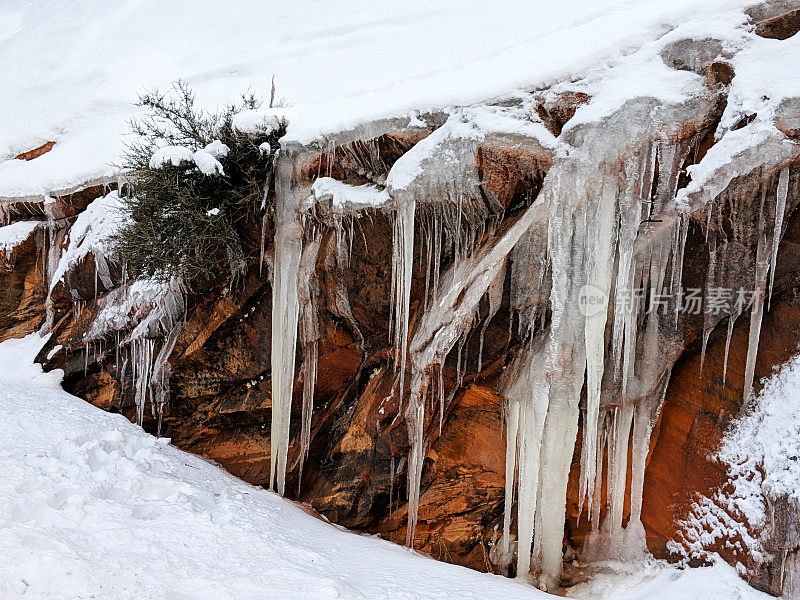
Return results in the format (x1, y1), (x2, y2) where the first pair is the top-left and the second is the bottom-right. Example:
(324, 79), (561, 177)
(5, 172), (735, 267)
(88, 278), (185, 433)
(263, 7), (800, 592)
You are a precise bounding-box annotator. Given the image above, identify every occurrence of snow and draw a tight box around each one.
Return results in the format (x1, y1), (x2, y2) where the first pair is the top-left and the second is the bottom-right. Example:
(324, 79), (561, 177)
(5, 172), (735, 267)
(192, 149), (225, 176)
(722, 351), (800, 515)
(0, 333), (549, 600)
(309, 177), (390, 210)
(0, 333), (776, 599)
(149, 145), (195, 169)
(148, 145), (195, 169)
(149, 145), (224, 176)
(231, 109), (287, 136)
(203, 139), (230, 159)
(0, 220), (39, 254)
(719, 31), (800, 133)
(567, 559), (773, 600)
(0, 0), (764, 199)
(673, 352), (800, 564)
(48, 191), (127, 293)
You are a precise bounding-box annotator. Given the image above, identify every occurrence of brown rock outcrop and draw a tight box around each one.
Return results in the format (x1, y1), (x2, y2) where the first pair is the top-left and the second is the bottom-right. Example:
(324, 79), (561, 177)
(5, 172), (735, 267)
(1, 5), (799, 594)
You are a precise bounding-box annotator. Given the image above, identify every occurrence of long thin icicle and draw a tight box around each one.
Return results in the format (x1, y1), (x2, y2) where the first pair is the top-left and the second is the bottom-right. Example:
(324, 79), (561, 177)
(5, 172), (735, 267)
(392, 199), (416, 397)
(768, 167), (789, 308)
(297, 230), (322, 483)
(743, 187), (771, 403)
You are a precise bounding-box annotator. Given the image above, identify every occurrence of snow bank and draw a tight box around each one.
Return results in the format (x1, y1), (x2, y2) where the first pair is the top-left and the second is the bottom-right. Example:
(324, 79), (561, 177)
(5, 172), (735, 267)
(0, 333), (545, 600)
(0, 0), (764, 199)
(567, 559), (772, 600)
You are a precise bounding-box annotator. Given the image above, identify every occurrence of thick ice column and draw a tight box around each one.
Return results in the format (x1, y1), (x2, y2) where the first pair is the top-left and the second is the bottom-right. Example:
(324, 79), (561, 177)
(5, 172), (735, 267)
(625, 376), (668, 555)
(500, 395), (520, 573)
(509, 344), (551, 582)
(270, 151), (305, 496)
(580, 177), (618, 516)
(605, 403), (634, 552)
(405, 369), (426, 546)
(531, 173), (588, 591)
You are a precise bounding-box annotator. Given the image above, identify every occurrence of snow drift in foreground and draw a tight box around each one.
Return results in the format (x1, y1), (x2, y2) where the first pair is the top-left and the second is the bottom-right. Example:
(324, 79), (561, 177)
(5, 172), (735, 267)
(0, 333), (773, 599)
(0, 334), (543, 600)
(0, 0), (760, 198)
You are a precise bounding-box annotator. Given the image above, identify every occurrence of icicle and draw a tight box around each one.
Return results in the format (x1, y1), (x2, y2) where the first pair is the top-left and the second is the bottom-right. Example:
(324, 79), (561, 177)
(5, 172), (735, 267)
(723, 313), (737, 384)
(626, 377), (669, 556)
(405, 371), (426, 547)
(671, 215), (689, 325)
(476, 261), (505, 374)
(743, 187), (770, 403)
(768, 167), (789, 308)
(507, 341), (551, 584)
(297, 230), (322, 482)
(700, 234), (718, 375)
(499, 395), (520, 574)
(391, 199), (416, 396)
(259, 149), (279, 277)
(580, 178), (618, 518)
(590, 413), (608, 532)
(269, 151), (304, 495)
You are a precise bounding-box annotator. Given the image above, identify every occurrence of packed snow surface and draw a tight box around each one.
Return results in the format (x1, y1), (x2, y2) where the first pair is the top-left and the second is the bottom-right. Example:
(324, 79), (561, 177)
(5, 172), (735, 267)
(0, 334), (547, 600)
(566, 560), (773, 600)
(0, 341), (778, 600)
(0, 0), (761, 198)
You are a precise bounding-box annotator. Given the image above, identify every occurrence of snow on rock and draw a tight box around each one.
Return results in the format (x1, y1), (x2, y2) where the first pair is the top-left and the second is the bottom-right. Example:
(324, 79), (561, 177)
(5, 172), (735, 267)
(49, 191), (128, 293)
(672, 352), (800, 564)
(0, 333), (546, 600)
(309, 177), (389, 211)
(86, 277), (183, 341)
(148, 145), (195, 169)
(721, 353), (800, 516)
(719, 31), (800, 135)
(0, 220), (39, 254)
(675, 29), (800, 213)
(0, 0), (768, 199)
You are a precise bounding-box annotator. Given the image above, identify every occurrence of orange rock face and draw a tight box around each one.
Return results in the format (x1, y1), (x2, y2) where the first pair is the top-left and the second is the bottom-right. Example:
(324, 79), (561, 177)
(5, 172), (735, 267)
(2, 37), (799, 592)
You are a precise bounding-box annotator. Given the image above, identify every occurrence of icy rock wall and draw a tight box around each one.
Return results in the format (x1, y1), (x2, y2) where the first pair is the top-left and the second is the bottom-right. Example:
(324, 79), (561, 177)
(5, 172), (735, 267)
(267, 7), (800, 591)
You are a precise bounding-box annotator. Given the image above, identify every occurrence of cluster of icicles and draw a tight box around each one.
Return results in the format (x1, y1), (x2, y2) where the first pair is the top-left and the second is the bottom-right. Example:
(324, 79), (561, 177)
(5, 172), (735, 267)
(20, 195), (188, 436)
(267, 128), (791, 589)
